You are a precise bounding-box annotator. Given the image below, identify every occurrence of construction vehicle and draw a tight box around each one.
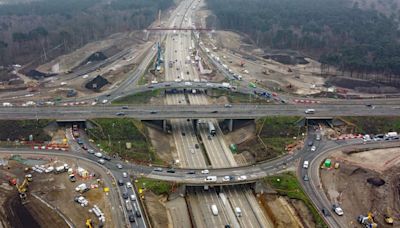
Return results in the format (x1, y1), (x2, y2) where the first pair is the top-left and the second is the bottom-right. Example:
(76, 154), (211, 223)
(25, 174), (32, 182)
(384, 207), (394, 225)
(16, 177), (30, 204)
(357, 212), (378, 228)
(239, 60), (245, 67)
(85, 219), (93, 228)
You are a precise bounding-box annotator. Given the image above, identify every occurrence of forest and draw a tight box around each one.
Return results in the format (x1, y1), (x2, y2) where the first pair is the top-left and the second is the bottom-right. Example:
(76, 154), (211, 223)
(207, 0), (400, 83)
(0, 0), (173, 66)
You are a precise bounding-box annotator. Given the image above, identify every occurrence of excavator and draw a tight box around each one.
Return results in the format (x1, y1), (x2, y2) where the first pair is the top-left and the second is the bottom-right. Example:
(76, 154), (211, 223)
(16, 177), (29, 204)
(357, 212), (377, 228)
(85, 219), (93, 228)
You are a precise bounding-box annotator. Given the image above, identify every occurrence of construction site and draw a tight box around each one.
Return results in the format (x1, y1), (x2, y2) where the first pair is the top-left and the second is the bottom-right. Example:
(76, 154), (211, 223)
(320, 146), (400, 227)
(0, 154), (115, 228)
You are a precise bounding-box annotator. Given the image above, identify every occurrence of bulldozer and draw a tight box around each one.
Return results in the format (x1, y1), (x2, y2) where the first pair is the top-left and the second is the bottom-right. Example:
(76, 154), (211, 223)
(384, 207), (394, 225)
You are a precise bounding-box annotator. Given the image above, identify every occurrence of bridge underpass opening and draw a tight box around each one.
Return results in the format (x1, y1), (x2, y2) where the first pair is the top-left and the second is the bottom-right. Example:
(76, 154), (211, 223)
(56, 119), (87, 128)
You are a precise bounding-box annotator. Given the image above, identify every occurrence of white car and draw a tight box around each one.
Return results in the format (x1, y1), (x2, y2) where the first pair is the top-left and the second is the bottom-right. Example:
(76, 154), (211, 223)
(238, 175), (247, 181)
(201, 169), (209, 174)
(311, 146), (316, 152)
(122, 172), (128, 178)
(95, 152), (103, 158)
(116, 163), (123, 169)
(130, 194), (136, 201)
(222, 176), (230, 182)
(126, 182), (132, 188)
(102, 99), (108, 104)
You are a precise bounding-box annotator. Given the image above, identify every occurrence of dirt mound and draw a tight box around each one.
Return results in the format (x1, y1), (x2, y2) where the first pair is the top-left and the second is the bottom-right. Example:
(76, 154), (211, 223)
(82, 52), (108, 65)
(367, 177), (385, 187)
(26, 69), (56, 80)
(326, 76), (400, 93)
(85, 75), (109, 91)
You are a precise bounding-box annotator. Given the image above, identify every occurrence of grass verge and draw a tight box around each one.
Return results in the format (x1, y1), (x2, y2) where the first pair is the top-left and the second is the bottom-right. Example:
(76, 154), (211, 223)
(87, 118), (163, 164)
(256, 116), (305, 155)
(0, 120), (53, 142)
(112, 89), (161, 105)
(208, 88), (272, 104)
(265, 172), (327, 228)
(135, 177), (173, 195)
(343, 116), (400, 134)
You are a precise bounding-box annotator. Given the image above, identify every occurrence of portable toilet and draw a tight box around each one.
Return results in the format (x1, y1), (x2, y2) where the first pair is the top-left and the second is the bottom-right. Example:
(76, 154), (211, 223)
(229, 144), (238, 153)
(324, 159), (332, 168)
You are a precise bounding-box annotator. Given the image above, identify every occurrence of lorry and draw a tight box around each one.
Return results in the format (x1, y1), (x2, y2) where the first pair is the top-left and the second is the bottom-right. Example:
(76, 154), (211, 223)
(208, 122), (216, 136)
(211, 204), (218, 216)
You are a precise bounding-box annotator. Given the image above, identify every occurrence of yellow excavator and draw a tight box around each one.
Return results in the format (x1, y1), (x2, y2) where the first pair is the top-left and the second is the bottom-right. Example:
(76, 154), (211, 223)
(86, 219), (93, 228)
(16, 177), (29, 204)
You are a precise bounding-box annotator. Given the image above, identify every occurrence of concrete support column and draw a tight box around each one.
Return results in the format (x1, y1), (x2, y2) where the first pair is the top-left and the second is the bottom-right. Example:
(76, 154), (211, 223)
(163, 120), (167, 132)
(228, 119), (234, 132)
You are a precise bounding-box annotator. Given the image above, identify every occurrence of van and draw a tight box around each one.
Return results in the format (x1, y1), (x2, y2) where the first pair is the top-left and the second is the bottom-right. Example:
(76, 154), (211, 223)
(303, 161), (309, 169)
(235, 207), (242, 217)
(211, 204), (218, 216)
(305, 109), (315, 114)
(205, 176), (217, 182)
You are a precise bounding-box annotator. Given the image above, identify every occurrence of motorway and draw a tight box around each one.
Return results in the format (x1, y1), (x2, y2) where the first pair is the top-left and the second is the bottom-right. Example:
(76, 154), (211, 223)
(0, 103), (398, 120)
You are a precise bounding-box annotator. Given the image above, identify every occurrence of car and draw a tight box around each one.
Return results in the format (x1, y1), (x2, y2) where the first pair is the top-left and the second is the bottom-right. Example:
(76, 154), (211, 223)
(126, 182), (132, 188)
(81, 144), (88, 150)
(303, 174), (309, 181)
(195, 144), (199, 149)
(97, 159), (105, 164)
(190, 148), (194, 154)
(117, 179), (124, 186)
(332, 204), (344, 216)
(321, 208), (331, 217)
(122, 172), (128, 178)
(116, 112), (125, 116)
(154, 167), (163, 172)
(311, 146), (316, 152)
(304, 109), (315, 114)
(238, 175), (247, 181)
(129, 214), (136, 223)
(122, 106), (128, 109)
(307, 141), (314, 146)
(222, 176), (230, 182)
(95, 152), (102, 158)
(122, 192), (129, 199)
(303, 161), (309, 169)
(316, 134), (321, 141)
(102, 99), (108, 104)
(103, 155), (111, 161)
(87, 149), (95, 154)
(167, 169), (176, 173)
(130, 194), (136, 201)
(182, 132), (186, 136)
(187, 170), (195, 174)
(150, 111), (157, 114)
(211, 110), (218, 113)
(116, 163), (123, 169)
(224, 104), (232, 108)
(201, 169), (209, 174)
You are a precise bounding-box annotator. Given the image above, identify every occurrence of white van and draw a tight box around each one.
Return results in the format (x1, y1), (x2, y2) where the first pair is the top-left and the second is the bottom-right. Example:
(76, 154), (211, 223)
(305, 109), (315, 114)
(303, 161), (309, 169)
(235, 207), (242, 217)
(211, 204), (218, 216)
(205, 176), (217, 182)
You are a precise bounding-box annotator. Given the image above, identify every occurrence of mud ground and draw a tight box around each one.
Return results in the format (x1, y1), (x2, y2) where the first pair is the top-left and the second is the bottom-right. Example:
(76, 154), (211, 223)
(321, 148), (400, 227)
